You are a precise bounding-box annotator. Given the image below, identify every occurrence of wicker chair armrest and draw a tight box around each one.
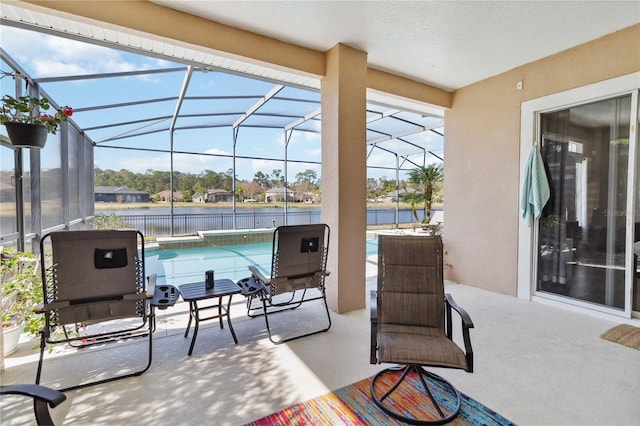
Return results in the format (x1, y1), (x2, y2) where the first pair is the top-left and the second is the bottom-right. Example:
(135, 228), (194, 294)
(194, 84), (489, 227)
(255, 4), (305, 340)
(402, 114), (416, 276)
(370, 290), (378, 364)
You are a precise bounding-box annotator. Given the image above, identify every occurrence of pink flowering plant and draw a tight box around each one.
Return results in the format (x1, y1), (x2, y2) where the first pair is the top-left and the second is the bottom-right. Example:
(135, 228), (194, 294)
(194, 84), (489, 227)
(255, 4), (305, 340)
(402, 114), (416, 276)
(1, 94), (73, 135)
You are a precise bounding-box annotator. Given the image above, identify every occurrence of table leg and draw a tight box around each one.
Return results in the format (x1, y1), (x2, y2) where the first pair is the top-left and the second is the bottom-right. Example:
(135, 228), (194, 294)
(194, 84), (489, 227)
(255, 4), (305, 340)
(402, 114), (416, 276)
(218, 296), (223, 329)
(226, 294), (238, 344)
(184, 301), (194, 338)
(188, 301), (200, 356)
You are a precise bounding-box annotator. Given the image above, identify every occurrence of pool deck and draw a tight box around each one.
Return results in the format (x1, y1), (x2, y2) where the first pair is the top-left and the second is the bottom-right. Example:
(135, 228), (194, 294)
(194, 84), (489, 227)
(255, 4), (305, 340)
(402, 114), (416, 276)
(149, 226), (432, 251)
(151, 228), (276, 251)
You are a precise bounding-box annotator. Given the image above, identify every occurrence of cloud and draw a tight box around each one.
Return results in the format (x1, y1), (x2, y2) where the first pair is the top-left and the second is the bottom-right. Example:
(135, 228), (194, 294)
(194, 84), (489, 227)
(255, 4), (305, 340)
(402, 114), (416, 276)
(367, 150), (398, 168)
(247, 158), (286, 179)
(2, 26), (160, 78)
(2, 27), (445, 185)
(287, 131), (321, 161)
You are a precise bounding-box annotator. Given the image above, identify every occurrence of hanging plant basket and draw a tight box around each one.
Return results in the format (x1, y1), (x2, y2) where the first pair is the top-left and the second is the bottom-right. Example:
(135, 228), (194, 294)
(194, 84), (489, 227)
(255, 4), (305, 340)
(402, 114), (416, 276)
(3, 122), (48, 149)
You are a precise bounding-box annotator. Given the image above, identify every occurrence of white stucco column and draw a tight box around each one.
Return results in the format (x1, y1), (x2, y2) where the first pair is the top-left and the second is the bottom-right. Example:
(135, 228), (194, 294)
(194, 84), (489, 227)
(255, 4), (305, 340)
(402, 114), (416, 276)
(321, 44), (367, 313)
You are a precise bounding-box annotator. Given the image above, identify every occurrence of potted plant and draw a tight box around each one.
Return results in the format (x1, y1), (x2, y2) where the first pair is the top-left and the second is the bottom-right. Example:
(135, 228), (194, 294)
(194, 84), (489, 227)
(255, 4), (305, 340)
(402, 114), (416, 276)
(1, 72), (72, 148)
(1, 249), (43, 356)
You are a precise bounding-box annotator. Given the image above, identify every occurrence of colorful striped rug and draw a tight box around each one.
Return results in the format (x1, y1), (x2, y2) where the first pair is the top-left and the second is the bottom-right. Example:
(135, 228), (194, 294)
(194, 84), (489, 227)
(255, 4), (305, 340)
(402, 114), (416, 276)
(246, 371), (514, 425)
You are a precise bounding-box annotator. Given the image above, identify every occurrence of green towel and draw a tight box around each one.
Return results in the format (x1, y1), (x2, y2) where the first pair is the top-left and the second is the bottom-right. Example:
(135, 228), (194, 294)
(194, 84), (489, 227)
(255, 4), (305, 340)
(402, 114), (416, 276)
(521, 145), (550, 225)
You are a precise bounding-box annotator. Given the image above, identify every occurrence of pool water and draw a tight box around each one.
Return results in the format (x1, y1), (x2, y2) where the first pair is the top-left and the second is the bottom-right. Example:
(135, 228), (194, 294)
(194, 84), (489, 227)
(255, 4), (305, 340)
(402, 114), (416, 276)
(146, 238), (379, 285)
(365, 237), (378, 258)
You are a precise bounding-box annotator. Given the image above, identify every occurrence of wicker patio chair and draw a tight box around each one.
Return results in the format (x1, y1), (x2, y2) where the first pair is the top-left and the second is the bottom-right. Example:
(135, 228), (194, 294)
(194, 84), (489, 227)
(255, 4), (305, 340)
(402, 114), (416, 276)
(370, 234), (474, 424)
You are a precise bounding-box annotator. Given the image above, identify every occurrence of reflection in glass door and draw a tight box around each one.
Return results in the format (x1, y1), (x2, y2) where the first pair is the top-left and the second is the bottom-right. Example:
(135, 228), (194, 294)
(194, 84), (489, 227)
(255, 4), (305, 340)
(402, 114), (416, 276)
(537, 95), (633, 310)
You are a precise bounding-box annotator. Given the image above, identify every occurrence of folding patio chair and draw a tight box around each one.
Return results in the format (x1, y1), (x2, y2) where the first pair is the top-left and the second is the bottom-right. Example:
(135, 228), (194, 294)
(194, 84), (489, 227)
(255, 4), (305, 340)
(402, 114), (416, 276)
(238, 224), (331, 344)
(36, 230), (154, 392)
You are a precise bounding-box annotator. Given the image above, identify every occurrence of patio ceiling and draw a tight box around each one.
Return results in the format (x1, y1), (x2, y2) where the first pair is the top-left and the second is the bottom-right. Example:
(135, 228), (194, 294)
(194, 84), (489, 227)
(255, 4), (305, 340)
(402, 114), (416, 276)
(4, 1), (635, 176)
(154, 0), (639, 92)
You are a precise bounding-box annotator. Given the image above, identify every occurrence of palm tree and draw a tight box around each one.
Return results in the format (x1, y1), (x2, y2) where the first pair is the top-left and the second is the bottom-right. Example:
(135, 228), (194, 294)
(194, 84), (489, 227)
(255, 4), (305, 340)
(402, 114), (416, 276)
(401, 191), (422, 223)
(407, 164), (443, 223)
(235, 185), (246, 202)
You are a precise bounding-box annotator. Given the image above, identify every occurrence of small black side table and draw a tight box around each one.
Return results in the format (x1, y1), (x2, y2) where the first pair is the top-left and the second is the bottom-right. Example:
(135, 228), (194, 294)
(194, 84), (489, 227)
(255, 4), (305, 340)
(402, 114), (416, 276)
(178, 279), (241, 356)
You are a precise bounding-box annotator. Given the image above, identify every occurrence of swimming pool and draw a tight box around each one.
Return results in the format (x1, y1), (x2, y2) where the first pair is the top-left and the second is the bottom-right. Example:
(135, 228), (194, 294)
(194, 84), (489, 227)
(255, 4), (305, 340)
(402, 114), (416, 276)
(146, 238), (379, 285)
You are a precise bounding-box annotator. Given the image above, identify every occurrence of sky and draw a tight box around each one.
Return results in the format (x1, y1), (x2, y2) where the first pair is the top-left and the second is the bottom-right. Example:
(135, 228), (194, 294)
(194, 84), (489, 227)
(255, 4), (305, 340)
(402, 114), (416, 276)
(1, 25), (444, 183)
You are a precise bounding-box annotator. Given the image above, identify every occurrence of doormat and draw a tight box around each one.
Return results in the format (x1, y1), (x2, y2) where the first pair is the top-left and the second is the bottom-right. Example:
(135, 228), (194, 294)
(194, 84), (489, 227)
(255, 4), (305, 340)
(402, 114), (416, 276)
(600, 324), (640, 351)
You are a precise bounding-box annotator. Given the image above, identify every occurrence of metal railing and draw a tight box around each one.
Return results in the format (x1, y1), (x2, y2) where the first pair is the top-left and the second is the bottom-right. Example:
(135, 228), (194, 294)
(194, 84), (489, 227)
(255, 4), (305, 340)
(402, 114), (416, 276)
(106, 208), (429, 237)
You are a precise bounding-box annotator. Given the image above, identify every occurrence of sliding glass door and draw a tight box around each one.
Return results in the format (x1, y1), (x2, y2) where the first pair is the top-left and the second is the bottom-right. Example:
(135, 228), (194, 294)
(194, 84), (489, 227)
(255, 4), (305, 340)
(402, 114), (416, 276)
(536, 94), (638, 312)
(634, 115), (640, 313)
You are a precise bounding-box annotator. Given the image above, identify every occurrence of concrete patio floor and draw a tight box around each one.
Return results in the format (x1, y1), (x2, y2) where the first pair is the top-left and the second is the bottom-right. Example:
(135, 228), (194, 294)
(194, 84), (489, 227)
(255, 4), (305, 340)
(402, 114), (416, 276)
(2, 257), (639, 425)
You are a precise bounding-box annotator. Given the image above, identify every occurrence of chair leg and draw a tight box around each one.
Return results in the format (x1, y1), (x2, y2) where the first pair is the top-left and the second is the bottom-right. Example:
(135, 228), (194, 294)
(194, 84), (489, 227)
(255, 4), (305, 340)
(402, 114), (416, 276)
(61, 315), (154, 392)
(35, 331), (47, 385)
(245, 291), (302, 318)
(33, 396), (56, 425)
(36, 315), (154, 392)
(370, 365), (461, 425)
(261, 292), (332, 344)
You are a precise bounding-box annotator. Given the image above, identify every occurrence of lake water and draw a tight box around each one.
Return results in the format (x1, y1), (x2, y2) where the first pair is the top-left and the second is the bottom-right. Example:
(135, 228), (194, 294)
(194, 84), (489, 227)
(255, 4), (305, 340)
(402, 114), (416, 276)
(99, 206), (319, 215)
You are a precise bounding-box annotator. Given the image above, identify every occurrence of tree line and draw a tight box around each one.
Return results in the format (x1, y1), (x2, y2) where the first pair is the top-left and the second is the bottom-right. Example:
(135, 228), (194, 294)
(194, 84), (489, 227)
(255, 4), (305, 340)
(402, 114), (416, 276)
(95, 163), (443, 221)
(94, 167), (323, 203)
